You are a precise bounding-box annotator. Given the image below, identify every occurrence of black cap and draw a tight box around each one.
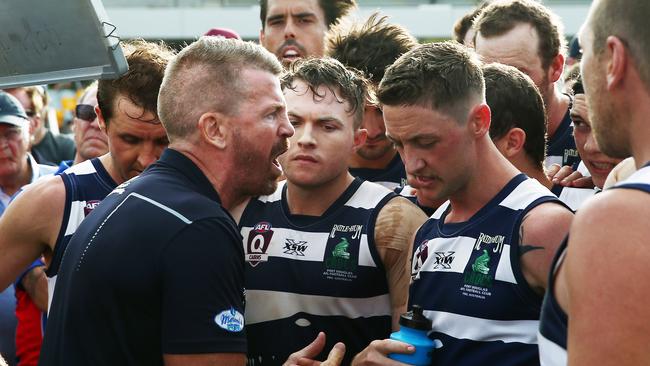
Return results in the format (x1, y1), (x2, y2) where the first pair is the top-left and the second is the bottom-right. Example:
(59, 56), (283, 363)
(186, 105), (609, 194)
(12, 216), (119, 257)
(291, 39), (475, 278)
(0, 92), (29, 128)
(399, 305), (432, 331)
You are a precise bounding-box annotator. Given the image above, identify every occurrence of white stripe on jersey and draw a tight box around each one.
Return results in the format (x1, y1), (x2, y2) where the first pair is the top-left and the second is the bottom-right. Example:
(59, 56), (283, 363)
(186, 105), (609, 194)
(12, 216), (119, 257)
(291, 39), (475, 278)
(240, 227), (378, 267)
(425, 310), (539, 345)
(345, 181), (392, 209)
(558, 187), (597, 211)
(618, 165), (650, 186)
(414, 236), (516, 284)
(64, 200), (87, 236)
(538, 331), (567, 366)
(499, 178), (555, 211)
(245, 289), (391, 325)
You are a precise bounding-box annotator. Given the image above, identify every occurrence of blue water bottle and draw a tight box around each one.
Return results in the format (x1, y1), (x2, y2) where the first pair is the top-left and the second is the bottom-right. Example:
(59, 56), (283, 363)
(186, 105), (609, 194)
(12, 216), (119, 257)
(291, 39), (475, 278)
(388, 305), (434, 365)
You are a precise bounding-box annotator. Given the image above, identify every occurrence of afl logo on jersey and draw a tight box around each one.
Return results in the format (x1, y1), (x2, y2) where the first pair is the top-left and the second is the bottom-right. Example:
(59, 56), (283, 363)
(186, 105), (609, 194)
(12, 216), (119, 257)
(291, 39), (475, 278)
(83, 200), (101, 216)
(246, 222), (274, 267)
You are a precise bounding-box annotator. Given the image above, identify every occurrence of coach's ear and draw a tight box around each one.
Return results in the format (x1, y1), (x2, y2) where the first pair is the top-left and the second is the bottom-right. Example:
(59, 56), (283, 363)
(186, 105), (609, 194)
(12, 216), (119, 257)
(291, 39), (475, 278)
(198, 112), (229, 149)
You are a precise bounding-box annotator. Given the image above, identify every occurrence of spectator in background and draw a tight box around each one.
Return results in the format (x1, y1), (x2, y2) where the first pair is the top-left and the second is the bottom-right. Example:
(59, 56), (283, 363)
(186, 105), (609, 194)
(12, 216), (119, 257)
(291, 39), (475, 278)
(5, 87), (75, 165)
(474, 0), (580, 169)
(0, 92), (57, 366)
(258, 0), (357, 65)
(55, 82), (109, 172)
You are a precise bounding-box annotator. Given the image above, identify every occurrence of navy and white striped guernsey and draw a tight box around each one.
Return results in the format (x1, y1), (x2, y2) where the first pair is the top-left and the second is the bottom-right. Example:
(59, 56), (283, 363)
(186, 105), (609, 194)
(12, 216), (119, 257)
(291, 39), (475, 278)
(239, 178), (396, 366)
(545, 107), (580, 169)
(45, 158), (117, 310)
(538, 238), (568, 366)
(349, 154), (407, 190)
(410, 174), (566, 366)
(538, 163), (650, 366)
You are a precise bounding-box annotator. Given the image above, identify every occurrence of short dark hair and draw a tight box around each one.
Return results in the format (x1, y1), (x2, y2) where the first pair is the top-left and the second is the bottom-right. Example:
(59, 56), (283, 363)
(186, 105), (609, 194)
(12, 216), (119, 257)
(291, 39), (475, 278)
(159, 37), (283, 140)
(378, 41), (485, 123)
(325, 12), (418, 84)
(281, 57), (368, 128)
(484, 63), (547, 170)
(590, 0), (650, 90)
(97, 40), (175, 125)
(474, 0), (566, 70)
(260, 0), (357, 30)
(453, 1), (492, 44)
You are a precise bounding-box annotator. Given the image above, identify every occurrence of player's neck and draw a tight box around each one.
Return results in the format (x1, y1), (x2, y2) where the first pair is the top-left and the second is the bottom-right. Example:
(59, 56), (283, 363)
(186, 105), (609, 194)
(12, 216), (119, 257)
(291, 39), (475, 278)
(348, 149), (397, 170)
(285, 172), (354, 216)
(446, 144), (521, 223)
(99, 153), (125, 185)
(546, 90), (570, 139)
(512, 154), (553, 190)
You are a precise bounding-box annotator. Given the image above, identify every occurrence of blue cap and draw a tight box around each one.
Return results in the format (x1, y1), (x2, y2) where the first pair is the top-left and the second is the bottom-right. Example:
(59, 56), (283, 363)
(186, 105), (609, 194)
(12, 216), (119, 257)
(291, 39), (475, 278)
(0, 91), (29, 128)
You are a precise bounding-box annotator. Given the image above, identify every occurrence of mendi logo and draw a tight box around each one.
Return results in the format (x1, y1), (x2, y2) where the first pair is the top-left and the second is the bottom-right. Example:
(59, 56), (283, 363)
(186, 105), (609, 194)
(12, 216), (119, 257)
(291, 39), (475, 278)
(215, 307), (244, 332)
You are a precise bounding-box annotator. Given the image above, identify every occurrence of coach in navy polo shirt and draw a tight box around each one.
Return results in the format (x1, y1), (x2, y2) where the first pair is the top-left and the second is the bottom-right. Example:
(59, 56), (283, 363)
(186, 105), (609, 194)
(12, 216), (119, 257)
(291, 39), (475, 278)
(39, 37), (293, 366)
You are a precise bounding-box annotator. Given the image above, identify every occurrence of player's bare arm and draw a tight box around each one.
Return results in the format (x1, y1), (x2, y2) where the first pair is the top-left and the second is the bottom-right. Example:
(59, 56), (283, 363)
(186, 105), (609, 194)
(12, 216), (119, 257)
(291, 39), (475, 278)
(565, 189), (650, 366)
(374, 196), (428, 330)
(518, 202), (573, 294)
(0, 175), (65, 291)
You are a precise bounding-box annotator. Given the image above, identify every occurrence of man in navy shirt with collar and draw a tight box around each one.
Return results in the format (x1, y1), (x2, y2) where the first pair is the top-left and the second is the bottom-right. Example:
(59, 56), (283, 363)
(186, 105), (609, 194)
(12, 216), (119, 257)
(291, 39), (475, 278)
(39, 37), (293, 366)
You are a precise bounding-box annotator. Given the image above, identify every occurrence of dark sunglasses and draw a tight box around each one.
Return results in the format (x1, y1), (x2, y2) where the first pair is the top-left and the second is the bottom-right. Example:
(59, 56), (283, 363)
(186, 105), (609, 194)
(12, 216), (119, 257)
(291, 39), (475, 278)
(75, 104), (97, 122)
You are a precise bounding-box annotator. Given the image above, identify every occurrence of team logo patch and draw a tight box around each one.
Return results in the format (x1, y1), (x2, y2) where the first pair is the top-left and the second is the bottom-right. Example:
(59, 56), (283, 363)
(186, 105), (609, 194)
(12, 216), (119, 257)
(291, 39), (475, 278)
(283, 239), (308, 256)
(246, 222), (274, 267)
(83, 200), (101, 216)
(412, 240), (429, 280)
(215, 307), (244, 332)
(433, 251), (455, 269)
(323, 224), (361, 282)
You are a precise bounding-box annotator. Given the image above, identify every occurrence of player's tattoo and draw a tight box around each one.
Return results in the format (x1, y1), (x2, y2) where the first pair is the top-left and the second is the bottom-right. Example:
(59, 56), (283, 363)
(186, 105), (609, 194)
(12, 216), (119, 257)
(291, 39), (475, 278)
(519, 214), (544, 256)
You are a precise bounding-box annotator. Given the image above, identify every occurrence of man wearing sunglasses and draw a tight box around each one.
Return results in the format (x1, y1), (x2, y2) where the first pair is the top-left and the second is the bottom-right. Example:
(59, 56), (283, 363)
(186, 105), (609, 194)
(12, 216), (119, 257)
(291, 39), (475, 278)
(0, 40), (174, 366)
(53, 83), (109, 173)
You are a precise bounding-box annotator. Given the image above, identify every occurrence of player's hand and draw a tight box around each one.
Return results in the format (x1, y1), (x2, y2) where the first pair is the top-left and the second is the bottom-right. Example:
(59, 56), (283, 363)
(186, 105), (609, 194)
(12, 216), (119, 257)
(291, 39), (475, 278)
(295, 342), (346, 366)
(284, 332), (327, 366)
(351, 339), (414, 366)
(548, 165), (594, 188)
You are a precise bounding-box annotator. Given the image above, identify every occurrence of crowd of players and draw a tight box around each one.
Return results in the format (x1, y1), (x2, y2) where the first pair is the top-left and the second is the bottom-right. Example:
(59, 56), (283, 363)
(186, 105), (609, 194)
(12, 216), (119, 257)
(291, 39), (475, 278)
(0, 0), (648, 365)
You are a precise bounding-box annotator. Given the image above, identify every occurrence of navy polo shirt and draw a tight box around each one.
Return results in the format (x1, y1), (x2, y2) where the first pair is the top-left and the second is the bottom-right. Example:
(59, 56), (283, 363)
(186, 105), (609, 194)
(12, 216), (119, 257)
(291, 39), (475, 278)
(39, 149), (246, 366)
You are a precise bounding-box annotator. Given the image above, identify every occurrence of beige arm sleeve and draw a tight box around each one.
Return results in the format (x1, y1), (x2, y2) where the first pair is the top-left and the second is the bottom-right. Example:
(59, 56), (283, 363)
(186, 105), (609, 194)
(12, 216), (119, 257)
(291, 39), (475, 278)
(374, 197), (428, 330)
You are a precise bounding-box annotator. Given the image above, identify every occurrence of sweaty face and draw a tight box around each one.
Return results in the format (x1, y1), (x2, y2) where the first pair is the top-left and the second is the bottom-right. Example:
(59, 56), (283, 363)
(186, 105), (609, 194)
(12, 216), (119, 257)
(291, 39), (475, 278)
(579, 22), (630, 159)
(0, 123), (29, 180)
(356, 105), (394, 161)
(100, 95), (168, 183)
(570, 94), (623, 189)
(280, 80), (361, 188)
(260, 0), (328, 65)
(383, 104), (474, 203)
(230, 69), (294, 197)
(74, 88), (108, 162)
(475, 23), (554, 106)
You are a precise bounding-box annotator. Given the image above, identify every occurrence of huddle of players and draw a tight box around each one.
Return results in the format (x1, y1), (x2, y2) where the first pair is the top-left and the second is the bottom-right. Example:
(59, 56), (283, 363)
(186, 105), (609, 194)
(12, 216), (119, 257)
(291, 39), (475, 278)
(1, 0), (648, 365)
